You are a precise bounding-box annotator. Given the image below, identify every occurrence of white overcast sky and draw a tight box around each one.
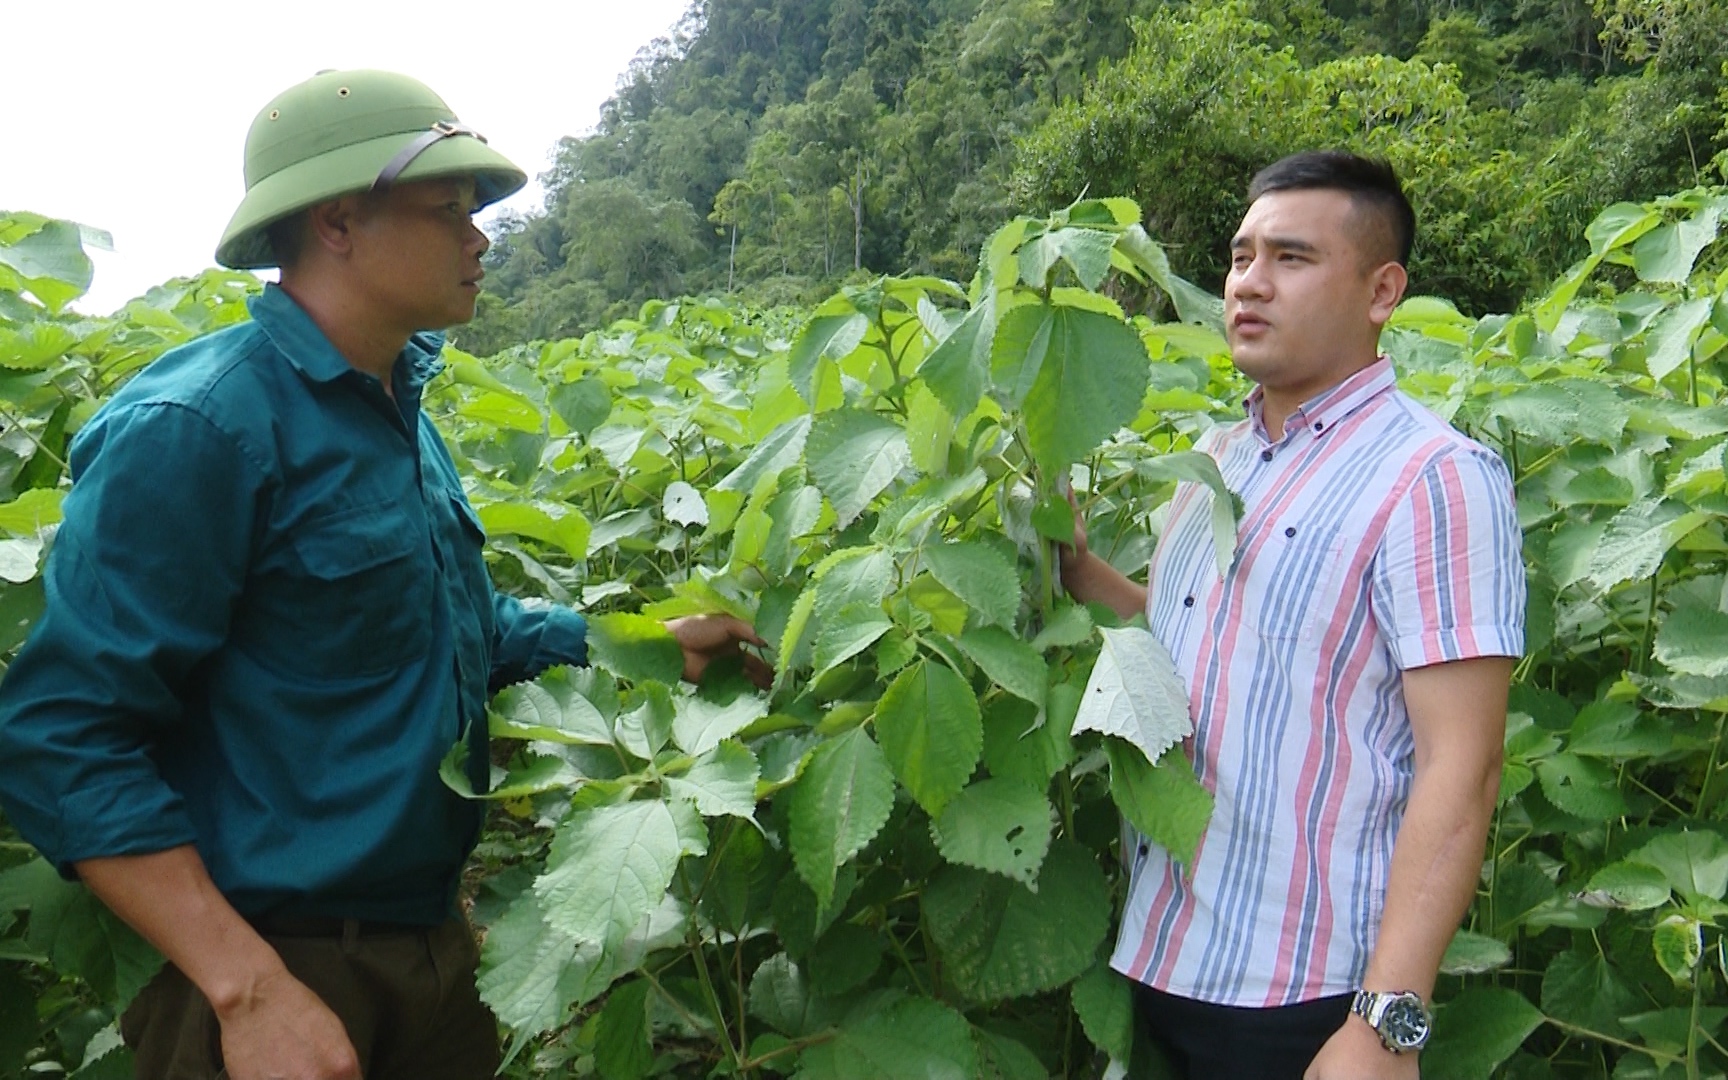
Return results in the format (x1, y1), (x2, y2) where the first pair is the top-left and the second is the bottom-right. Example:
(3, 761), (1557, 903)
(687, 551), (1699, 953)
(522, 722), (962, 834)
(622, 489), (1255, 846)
(8, 0), (691, 315)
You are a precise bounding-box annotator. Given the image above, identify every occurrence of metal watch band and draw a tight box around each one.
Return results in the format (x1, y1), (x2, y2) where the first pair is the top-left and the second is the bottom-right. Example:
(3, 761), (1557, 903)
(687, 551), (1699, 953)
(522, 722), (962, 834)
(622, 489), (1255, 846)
(1351, 989), (1431, 1054)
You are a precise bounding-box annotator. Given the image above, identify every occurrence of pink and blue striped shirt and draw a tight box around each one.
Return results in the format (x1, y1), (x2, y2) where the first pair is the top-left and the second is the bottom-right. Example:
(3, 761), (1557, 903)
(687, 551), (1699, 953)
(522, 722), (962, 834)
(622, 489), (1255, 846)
(1110, 358), (1525, 1007)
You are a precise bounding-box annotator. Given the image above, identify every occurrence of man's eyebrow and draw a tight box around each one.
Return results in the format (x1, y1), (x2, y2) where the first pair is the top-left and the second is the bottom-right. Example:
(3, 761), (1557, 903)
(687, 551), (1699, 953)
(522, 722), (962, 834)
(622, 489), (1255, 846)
(1233, 234), (1321, 254)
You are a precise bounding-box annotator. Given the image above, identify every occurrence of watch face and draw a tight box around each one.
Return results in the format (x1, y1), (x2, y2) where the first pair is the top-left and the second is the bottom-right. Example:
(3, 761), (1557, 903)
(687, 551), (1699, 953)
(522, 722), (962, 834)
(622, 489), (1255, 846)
(1381, 996), (1431, 1051)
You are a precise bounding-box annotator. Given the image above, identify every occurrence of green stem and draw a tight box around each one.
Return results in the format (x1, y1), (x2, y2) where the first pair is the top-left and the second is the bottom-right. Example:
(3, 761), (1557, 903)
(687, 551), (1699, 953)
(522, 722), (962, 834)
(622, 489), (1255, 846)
(884, 917), (930, 997)
(739, 1031), (837, 1071)
(1545, 1018), (1683, 1063)
(1687, 959), (1703, 1080)
(687, 925), (743, 1072)
(1694, 711), (1727, 818)
(1637, 571), (1660, 676)
(0, 401), (67, 473)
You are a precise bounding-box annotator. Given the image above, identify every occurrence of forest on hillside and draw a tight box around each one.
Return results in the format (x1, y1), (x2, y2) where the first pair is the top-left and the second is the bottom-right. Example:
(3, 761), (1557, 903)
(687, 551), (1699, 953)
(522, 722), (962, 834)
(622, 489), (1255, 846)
(462, 0), (1728, 353)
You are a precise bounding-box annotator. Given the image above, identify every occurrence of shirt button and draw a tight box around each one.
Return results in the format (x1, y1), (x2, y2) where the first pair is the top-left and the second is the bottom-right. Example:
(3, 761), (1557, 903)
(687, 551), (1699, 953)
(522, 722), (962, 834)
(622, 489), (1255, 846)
(1183, 596), (1195, 607)
(1260, 449), (1274, 462)
(1314, 421), (1324, 432)
(1285, 526), (1297, 537)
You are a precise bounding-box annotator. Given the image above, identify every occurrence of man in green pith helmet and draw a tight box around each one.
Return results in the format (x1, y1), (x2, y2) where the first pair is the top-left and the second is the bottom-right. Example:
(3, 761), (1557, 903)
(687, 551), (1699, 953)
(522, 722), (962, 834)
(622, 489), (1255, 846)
(0, 69), (766, 1080)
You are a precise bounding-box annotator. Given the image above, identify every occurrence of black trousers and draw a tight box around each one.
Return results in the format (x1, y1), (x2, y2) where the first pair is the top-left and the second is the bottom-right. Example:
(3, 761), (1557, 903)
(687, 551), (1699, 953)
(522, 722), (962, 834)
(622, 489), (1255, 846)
(121, 917), (498, 1080)
(1135, 983), (1354, 1080)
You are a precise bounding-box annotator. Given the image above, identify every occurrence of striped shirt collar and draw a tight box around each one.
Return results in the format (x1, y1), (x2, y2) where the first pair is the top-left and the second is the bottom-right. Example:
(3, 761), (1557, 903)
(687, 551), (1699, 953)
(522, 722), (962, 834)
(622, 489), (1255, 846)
(1244, 357), (1398, 444)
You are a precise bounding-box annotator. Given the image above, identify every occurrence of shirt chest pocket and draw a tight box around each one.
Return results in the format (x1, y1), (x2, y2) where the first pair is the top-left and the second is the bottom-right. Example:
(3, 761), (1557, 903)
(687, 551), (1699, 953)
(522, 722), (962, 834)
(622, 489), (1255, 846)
(273, 503), (435, 677)
(1239, 522), (1351, 644)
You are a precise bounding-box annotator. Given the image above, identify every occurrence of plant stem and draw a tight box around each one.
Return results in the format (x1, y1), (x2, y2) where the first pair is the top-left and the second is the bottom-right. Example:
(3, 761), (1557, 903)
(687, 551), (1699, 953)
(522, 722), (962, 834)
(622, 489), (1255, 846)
(687, 924), (744, 1073)
(1687, 958), (1703, 1080)
(1637, 571), (1660, 675)
(1545, 1019), (1683, 1063)
(1694, 711), (1727, 818)
(883, 916), (930, 997)
(0, 401), (67, 473)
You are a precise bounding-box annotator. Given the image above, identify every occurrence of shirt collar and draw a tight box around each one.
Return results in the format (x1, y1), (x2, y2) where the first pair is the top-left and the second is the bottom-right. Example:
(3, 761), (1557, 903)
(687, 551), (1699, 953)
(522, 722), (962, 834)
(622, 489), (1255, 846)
(1245, 357), (1397, 443)
(249, 284), (448, 389)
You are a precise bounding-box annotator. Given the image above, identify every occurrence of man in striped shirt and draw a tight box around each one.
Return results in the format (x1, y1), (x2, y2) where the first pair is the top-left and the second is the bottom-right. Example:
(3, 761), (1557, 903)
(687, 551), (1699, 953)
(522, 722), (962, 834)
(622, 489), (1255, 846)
(1062, 151), (1524, 1078)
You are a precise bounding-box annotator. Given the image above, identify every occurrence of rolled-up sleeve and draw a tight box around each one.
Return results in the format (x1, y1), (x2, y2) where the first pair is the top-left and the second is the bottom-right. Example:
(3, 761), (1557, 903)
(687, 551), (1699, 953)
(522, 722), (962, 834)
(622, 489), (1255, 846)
(1369, 445), (1526, 670)
(488, 595), (587, 691)
(0, 402), (260, 873)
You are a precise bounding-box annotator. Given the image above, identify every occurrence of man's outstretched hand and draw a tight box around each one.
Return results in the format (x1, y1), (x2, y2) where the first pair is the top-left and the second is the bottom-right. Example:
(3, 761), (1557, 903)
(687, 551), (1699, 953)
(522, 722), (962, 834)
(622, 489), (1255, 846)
(666, 614), (773, 688)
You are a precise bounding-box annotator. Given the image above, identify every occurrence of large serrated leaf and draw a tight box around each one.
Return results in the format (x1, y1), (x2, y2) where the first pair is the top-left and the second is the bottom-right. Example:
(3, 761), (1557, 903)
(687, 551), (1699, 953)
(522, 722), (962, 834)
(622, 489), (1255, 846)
(1020, 307), (1151, 474)
(666, 740), (760, 818)
(1578, 860), (1671, 910)
(748, 954), (839, 1038)
(1071, 960), (1134, 1062)
(491, 668), (614, 746)
(922, 541), (1020, 629)
(923, 841), (1109, 1001)
(972, 1028), (1047, 1080)
(1018, 228), (1118, 291)
(586, 613), (685, 686)
(1644, 296), (1714, 380)
(1653, 914), (1703, 983)
(593, 979), (653, 1080)
(813, 602), (893, 677)
(1423, 988), (1543, 1080)
(1071, 627), (1192, 763)
(1138, 451), (1240, 575)
(875, 660), (983, 816)
(1438, 929), (1512, 975)
(477, 501), (590, 560)
(535, 800), (702, 951)
(1587, 499), (1705, 591)
(479, 891), (687, 1068)
(788, 727), (895, 907)
(1628, 830), (1728, 902)
(1632, 204), (1722, 284)
(1534, 753), (1628, 820)
(21, 872), (161, 1009)
(794, 995), (978, 1080)
(671, 690), (768, 758)
(982, 696), (1074, 791)
(806, 409), (912, 526)
(955, 626), (1047, 705)
(1654, 601), (1728, 678)
(1104, 740), (1213, 866)
(717, 414), (812, 496)
(0, 219), (92, 312)
(1540, 949), (1638, 1039)
(920, 294), (996, 419)
(931, 777), (1053, 884)
(789, 313), (869, 404)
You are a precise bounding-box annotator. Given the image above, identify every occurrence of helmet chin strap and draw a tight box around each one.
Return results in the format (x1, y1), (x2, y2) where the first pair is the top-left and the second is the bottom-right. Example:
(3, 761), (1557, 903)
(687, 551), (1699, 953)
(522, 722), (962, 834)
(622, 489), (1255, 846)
(371, 121), (488, 193)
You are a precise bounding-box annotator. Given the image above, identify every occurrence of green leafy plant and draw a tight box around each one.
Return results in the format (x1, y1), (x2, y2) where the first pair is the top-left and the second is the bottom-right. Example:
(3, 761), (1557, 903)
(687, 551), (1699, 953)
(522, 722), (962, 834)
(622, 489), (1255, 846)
(8, 182), (1728, 1078)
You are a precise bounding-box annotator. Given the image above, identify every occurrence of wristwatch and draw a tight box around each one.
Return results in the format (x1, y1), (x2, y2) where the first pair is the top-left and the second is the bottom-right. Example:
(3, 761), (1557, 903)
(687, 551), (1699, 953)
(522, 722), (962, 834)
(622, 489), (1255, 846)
(1350, 989), (1432, 1053)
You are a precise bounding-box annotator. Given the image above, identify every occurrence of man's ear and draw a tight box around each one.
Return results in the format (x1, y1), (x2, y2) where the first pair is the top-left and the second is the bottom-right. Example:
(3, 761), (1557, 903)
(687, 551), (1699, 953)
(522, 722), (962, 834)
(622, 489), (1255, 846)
(1367, 261), (1408, 327)
(304, 195), (366, 258)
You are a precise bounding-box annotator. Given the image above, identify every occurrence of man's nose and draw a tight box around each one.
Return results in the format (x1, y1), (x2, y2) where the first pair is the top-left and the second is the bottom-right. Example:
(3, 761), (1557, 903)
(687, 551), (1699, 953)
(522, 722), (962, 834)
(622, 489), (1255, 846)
(1229, 255), (1270, 298)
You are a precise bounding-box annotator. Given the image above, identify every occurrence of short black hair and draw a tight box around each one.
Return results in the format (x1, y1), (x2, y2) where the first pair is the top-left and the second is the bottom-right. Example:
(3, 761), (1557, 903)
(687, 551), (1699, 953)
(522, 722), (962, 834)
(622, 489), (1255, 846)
(1246, 151), (1415, 267)
(264, 211), (309, 268)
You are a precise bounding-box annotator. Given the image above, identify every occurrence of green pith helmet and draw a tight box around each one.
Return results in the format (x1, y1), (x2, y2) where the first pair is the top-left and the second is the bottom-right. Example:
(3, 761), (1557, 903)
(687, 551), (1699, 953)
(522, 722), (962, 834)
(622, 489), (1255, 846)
(216, 69), (527, 270)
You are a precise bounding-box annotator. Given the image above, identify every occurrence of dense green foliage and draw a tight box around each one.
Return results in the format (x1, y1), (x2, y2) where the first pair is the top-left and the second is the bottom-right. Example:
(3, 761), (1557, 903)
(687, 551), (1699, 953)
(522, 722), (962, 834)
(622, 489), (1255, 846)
(10, 176), (1728, 1079)
(467, 0), (1728, 349)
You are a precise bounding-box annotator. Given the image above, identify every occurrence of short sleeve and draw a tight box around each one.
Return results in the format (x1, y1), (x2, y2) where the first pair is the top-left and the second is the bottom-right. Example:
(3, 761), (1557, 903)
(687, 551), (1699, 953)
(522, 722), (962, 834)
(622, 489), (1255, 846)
(1369, 445), (1525, 670)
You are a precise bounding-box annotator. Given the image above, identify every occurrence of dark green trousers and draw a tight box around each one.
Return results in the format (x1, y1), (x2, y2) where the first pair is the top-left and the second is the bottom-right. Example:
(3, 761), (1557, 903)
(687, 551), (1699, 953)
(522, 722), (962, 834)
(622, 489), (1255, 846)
(120, 918), (499, 1080)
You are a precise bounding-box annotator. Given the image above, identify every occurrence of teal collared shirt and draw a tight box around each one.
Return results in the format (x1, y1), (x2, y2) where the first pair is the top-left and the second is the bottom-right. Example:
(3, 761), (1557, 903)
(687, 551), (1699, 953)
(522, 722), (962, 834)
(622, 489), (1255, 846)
(0, 285), (585, 924)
